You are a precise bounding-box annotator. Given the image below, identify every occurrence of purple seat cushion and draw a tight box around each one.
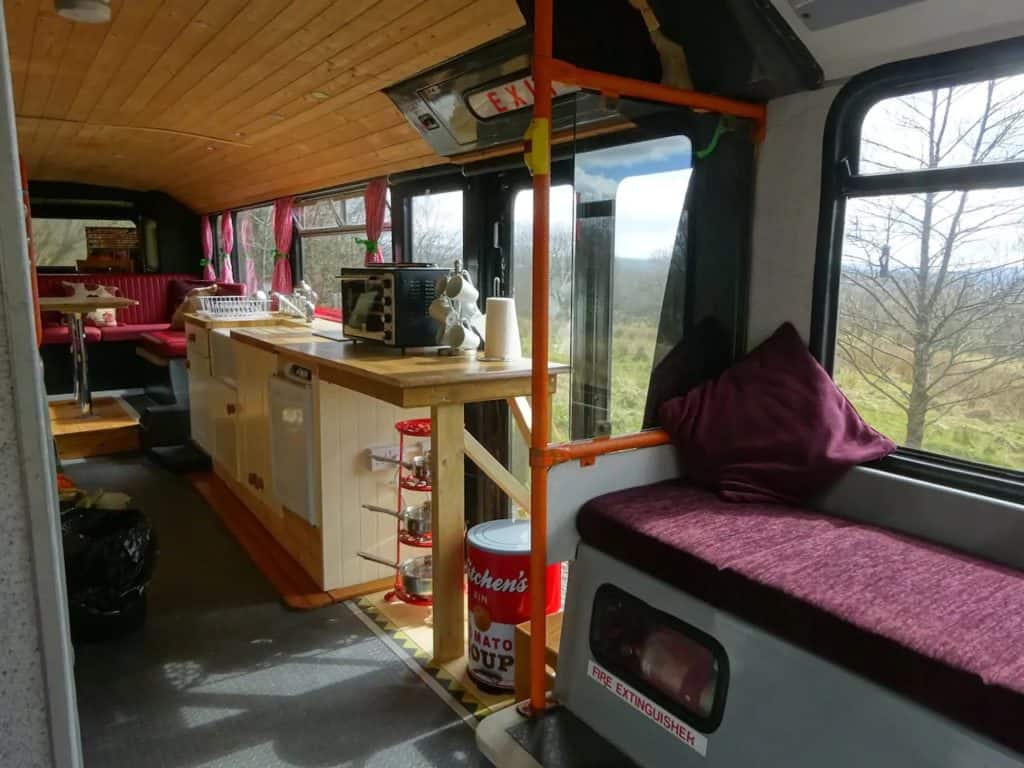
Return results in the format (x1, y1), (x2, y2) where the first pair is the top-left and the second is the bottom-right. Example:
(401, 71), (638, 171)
(578, 481), (1024, 753)
(660, 322), (895, 504)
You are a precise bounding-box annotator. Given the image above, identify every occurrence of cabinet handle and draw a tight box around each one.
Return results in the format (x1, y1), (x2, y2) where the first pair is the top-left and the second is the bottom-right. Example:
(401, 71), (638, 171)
(226, 404), (237, 415)
(187, 333), (196, 342)
(185, 360), (190, 370)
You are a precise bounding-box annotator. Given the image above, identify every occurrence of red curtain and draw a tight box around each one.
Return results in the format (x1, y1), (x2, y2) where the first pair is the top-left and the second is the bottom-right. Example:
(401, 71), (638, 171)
(201, 216), (216, 280)
(271, 197), (294, 294)
(220, 214), (235, 283)
(238, 211), (258, 295)
(363, 178), (388, 264)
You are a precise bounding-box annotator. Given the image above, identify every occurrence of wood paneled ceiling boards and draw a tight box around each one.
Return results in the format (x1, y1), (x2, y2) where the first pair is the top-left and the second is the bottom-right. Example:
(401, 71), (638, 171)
(5, 0), (525, 212)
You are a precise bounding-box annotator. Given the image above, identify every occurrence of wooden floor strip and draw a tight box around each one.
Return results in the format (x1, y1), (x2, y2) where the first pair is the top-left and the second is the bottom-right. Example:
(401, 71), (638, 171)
(187, 471), (390, 610)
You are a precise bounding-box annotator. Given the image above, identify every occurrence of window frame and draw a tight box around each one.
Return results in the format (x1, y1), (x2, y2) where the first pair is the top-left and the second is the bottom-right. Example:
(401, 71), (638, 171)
(811, 38), (1024, 504)
(293, 186), (393, 295)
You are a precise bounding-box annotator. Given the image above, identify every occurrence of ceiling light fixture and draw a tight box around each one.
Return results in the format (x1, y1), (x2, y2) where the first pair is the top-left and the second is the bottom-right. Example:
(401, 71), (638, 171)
(55, 0), (111, 24)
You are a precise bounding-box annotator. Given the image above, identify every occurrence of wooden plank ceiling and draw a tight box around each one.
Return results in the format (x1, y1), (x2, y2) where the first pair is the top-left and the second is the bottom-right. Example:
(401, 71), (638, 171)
(5, 0), (524, 213)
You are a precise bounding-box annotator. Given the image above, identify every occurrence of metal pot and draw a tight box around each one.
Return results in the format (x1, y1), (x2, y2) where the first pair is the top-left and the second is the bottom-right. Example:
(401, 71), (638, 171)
(370, 452), (432, 483)
(362, 501), (432, 538)
(358, 551), (432, 598)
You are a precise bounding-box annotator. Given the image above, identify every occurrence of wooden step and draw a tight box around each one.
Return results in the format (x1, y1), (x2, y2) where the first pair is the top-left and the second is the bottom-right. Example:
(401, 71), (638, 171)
(50, 397), (139, 460)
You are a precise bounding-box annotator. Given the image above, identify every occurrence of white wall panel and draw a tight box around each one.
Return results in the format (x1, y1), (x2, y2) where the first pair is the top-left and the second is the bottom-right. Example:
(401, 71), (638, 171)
(748, 84), (841, 348)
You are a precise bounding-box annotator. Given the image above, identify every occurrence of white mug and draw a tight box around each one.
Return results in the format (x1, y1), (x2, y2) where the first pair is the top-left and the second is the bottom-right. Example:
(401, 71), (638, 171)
(443, 320), (480, 350)
(428, 295), (453, 324)
(445, 273), (479, 306)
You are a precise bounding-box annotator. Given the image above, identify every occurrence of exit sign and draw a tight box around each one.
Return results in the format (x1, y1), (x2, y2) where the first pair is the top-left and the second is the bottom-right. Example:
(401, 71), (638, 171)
(467, 75), (578, 120)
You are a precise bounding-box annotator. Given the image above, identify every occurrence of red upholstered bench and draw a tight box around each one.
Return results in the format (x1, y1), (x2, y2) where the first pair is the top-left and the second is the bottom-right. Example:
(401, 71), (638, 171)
(139, 330), (187, 359)
(36, 273), (244, 346)
(577, 481), (1024, 754)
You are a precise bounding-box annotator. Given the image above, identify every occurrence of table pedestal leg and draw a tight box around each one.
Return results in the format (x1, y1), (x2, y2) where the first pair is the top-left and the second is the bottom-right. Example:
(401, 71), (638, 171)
(431, 402), (466, 663)
(68, 313), (92, 416)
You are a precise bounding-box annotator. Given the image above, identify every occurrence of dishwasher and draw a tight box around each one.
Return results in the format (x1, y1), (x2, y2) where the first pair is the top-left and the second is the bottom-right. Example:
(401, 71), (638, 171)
(268, 363), (318, 527)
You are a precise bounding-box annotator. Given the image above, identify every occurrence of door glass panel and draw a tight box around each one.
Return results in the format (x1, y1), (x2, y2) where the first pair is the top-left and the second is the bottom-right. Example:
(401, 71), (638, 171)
(509, 185), (575, 490)
(573, 135), (692, 438)
(410, 190), (463, 263)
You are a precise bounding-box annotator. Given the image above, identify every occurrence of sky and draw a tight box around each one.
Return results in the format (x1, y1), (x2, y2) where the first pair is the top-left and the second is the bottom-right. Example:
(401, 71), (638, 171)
(412, 135), (693, 265)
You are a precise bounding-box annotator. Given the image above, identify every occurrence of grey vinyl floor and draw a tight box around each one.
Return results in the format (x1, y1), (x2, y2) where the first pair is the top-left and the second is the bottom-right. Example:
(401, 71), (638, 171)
(66, 455), (486, 768)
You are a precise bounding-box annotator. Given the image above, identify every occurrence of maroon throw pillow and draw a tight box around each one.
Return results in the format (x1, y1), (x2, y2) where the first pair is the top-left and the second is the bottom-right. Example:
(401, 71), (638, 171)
(659, 322), (896, 504)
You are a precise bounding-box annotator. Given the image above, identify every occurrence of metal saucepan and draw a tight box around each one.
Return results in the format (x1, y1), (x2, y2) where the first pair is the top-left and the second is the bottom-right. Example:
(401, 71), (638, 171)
(358, 551), (432, 598)
(362, 500), (432, 538)
(371, 452), (432, 483)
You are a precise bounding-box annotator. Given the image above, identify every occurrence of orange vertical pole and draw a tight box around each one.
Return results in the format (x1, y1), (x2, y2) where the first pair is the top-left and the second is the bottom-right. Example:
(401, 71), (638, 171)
(528, 0), (554, 714)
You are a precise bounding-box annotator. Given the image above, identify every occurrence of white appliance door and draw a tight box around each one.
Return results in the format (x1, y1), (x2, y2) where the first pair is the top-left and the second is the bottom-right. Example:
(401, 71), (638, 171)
(267, 373), (318, 527)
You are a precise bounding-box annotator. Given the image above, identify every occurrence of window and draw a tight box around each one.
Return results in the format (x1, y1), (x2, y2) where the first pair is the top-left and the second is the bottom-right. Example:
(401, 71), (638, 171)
(409, 189), (463, 263)
(237, 205), (276, 293)
(296, 189), (392, 311)
(815, 50), (1024, 492)
(507, 135), (691, 490)
(33, 218), (137, 268)
(589, 584), (728, 732)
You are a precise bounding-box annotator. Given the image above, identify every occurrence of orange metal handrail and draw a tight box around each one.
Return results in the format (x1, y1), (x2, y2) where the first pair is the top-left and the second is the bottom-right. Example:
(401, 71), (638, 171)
(527, 0), (555, 715)
(539, 429), (671, 467)
(547, 58), (767, 135)
(526, 0), (766, 714)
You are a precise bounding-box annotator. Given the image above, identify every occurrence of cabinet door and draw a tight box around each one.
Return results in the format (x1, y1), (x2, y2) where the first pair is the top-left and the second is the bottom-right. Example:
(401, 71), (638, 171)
(188, 359), (212, 453)
(209, 379), (240, 480)
(235, 343), (276, 505)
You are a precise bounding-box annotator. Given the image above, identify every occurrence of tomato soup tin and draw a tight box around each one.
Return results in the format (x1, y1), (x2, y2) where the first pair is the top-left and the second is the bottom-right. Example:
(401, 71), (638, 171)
(466, 519), (561, 690)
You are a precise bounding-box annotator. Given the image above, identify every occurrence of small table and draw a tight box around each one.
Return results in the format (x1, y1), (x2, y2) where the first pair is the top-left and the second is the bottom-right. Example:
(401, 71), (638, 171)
(39, 296), (139, 416)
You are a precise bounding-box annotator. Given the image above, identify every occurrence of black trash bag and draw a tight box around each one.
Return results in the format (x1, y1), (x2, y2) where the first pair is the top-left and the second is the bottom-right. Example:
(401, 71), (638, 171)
(61, 507), (158, 642)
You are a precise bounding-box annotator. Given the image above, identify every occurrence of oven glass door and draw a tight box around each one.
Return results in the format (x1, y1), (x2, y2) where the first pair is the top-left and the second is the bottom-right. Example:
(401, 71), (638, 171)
(341, 275), (387, 338)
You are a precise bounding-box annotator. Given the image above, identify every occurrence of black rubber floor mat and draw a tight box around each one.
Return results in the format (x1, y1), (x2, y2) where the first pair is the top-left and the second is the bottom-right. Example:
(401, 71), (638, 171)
(506, 707), (638, 767)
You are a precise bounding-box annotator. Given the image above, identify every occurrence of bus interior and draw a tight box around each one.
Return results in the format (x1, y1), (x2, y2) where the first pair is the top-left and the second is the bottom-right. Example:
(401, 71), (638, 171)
(1, 1), (1023, 767)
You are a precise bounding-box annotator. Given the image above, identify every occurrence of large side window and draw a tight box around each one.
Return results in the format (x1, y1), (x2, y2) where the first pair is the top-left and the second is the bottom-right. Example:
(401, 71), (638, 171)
(409, 189), (464, 263)
(33, 218), (138, 269)
(237, 205), (276, 294)
(297, 189), (392, 311)
(815, 51), (1024, 493)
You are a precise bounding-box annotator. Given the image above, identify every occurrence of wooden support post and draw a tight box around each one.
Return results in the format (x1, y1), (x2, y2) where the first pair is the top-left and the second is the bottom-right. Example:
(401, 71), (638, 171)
(464, 428), (531, 513)
(431, 402), (466, 662)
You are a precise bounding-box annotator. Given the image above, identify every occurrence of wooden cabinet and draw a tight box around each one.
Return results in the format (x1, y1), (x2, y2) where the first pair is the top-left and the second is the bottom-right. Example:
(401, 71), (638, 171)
(186, 322), (213, 453)
(234, 341), (277, 512)
(209, 378), (239, 481)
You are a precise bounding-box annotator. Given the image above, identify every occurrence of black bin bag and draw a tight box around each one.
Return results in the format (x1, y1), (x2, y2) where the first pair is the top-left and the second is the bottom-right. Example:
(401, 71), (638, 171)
(61, 507), (158, 642)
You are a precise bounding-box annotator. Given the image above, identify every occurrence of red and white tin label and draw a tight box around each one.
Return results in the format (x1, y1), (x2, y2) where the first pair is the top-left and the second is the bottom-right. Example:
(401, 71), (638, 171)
(589, 660), (709, 757)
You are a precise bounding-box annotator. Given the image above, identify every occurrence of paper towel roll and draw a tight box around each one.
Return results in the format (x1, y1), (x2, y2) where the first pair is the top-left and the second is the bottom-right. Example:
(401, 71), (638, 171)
(483, 297), (522, 361)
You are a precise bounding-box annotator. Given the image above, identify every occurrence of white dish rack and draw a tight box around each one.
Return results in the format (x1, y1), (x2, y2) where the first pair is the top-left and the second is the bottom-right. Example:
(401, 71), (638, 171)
(197, 294), (272, 319)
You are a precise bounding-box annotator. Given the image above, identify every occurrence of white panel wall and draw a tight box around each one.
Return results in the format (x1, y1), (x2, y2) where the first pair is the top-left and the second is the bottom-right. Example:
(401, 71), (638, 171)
(316, 380), (429, 590)
(748, 83), (842, 348)
(0, 9), (77, 768)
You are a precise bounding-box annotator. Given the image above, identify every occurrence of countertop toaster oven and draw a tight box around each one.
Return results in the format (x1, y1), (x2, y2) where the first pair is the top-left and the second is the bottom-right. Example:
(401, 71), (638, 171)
(339, 264), (448, 347)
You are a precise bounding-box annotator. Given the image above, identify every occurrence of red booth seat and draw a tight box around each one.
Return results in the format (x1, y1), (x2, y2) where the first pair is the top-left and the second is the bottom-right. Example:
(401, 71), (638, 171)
(139, 331), (187, 359)
(36, 273), (244, 348)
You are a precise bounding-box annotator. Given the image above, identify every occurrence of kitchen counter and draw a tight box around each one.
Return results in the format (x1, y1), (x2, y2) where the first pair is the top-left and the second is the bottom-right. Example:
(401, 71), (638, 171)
(230, 323), (565, 663)
(232, 325), (566, 408)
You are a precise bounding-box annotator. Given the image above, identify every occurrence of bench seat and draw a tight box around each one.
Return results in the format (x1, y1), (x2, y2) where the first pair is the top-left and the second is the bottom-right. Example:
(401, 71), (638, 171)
(578, 480), (1024, 754)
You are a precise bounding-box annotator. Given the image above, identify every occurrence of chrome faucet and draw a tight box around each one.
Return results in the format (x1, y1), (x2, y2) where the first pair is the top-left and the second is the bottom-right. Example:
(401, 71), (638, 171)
(273, 292), (316, 324)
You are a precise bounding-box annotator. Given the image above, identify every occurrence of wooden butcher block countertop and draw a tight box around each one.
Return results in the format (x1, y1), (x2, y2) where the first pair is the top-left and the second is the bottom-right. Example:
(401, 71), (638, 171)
(231, 324), (567, 409)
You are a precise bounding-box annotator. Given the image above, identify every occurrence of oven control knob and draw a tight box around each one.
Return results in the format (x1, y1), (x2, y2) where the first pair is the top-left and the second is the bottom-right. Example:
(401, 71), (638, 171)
(383, 313), (392, 323)
(383, 330), (392, 341)
(383, 296), (392, 306)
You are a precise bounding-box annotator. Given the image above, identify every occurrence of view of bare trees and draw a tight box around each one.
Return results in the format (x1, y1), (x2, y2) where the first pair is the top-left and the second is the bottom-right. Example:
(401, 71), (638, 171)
(836, 77), (1024, 468)
(410, 191), (463, 265)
